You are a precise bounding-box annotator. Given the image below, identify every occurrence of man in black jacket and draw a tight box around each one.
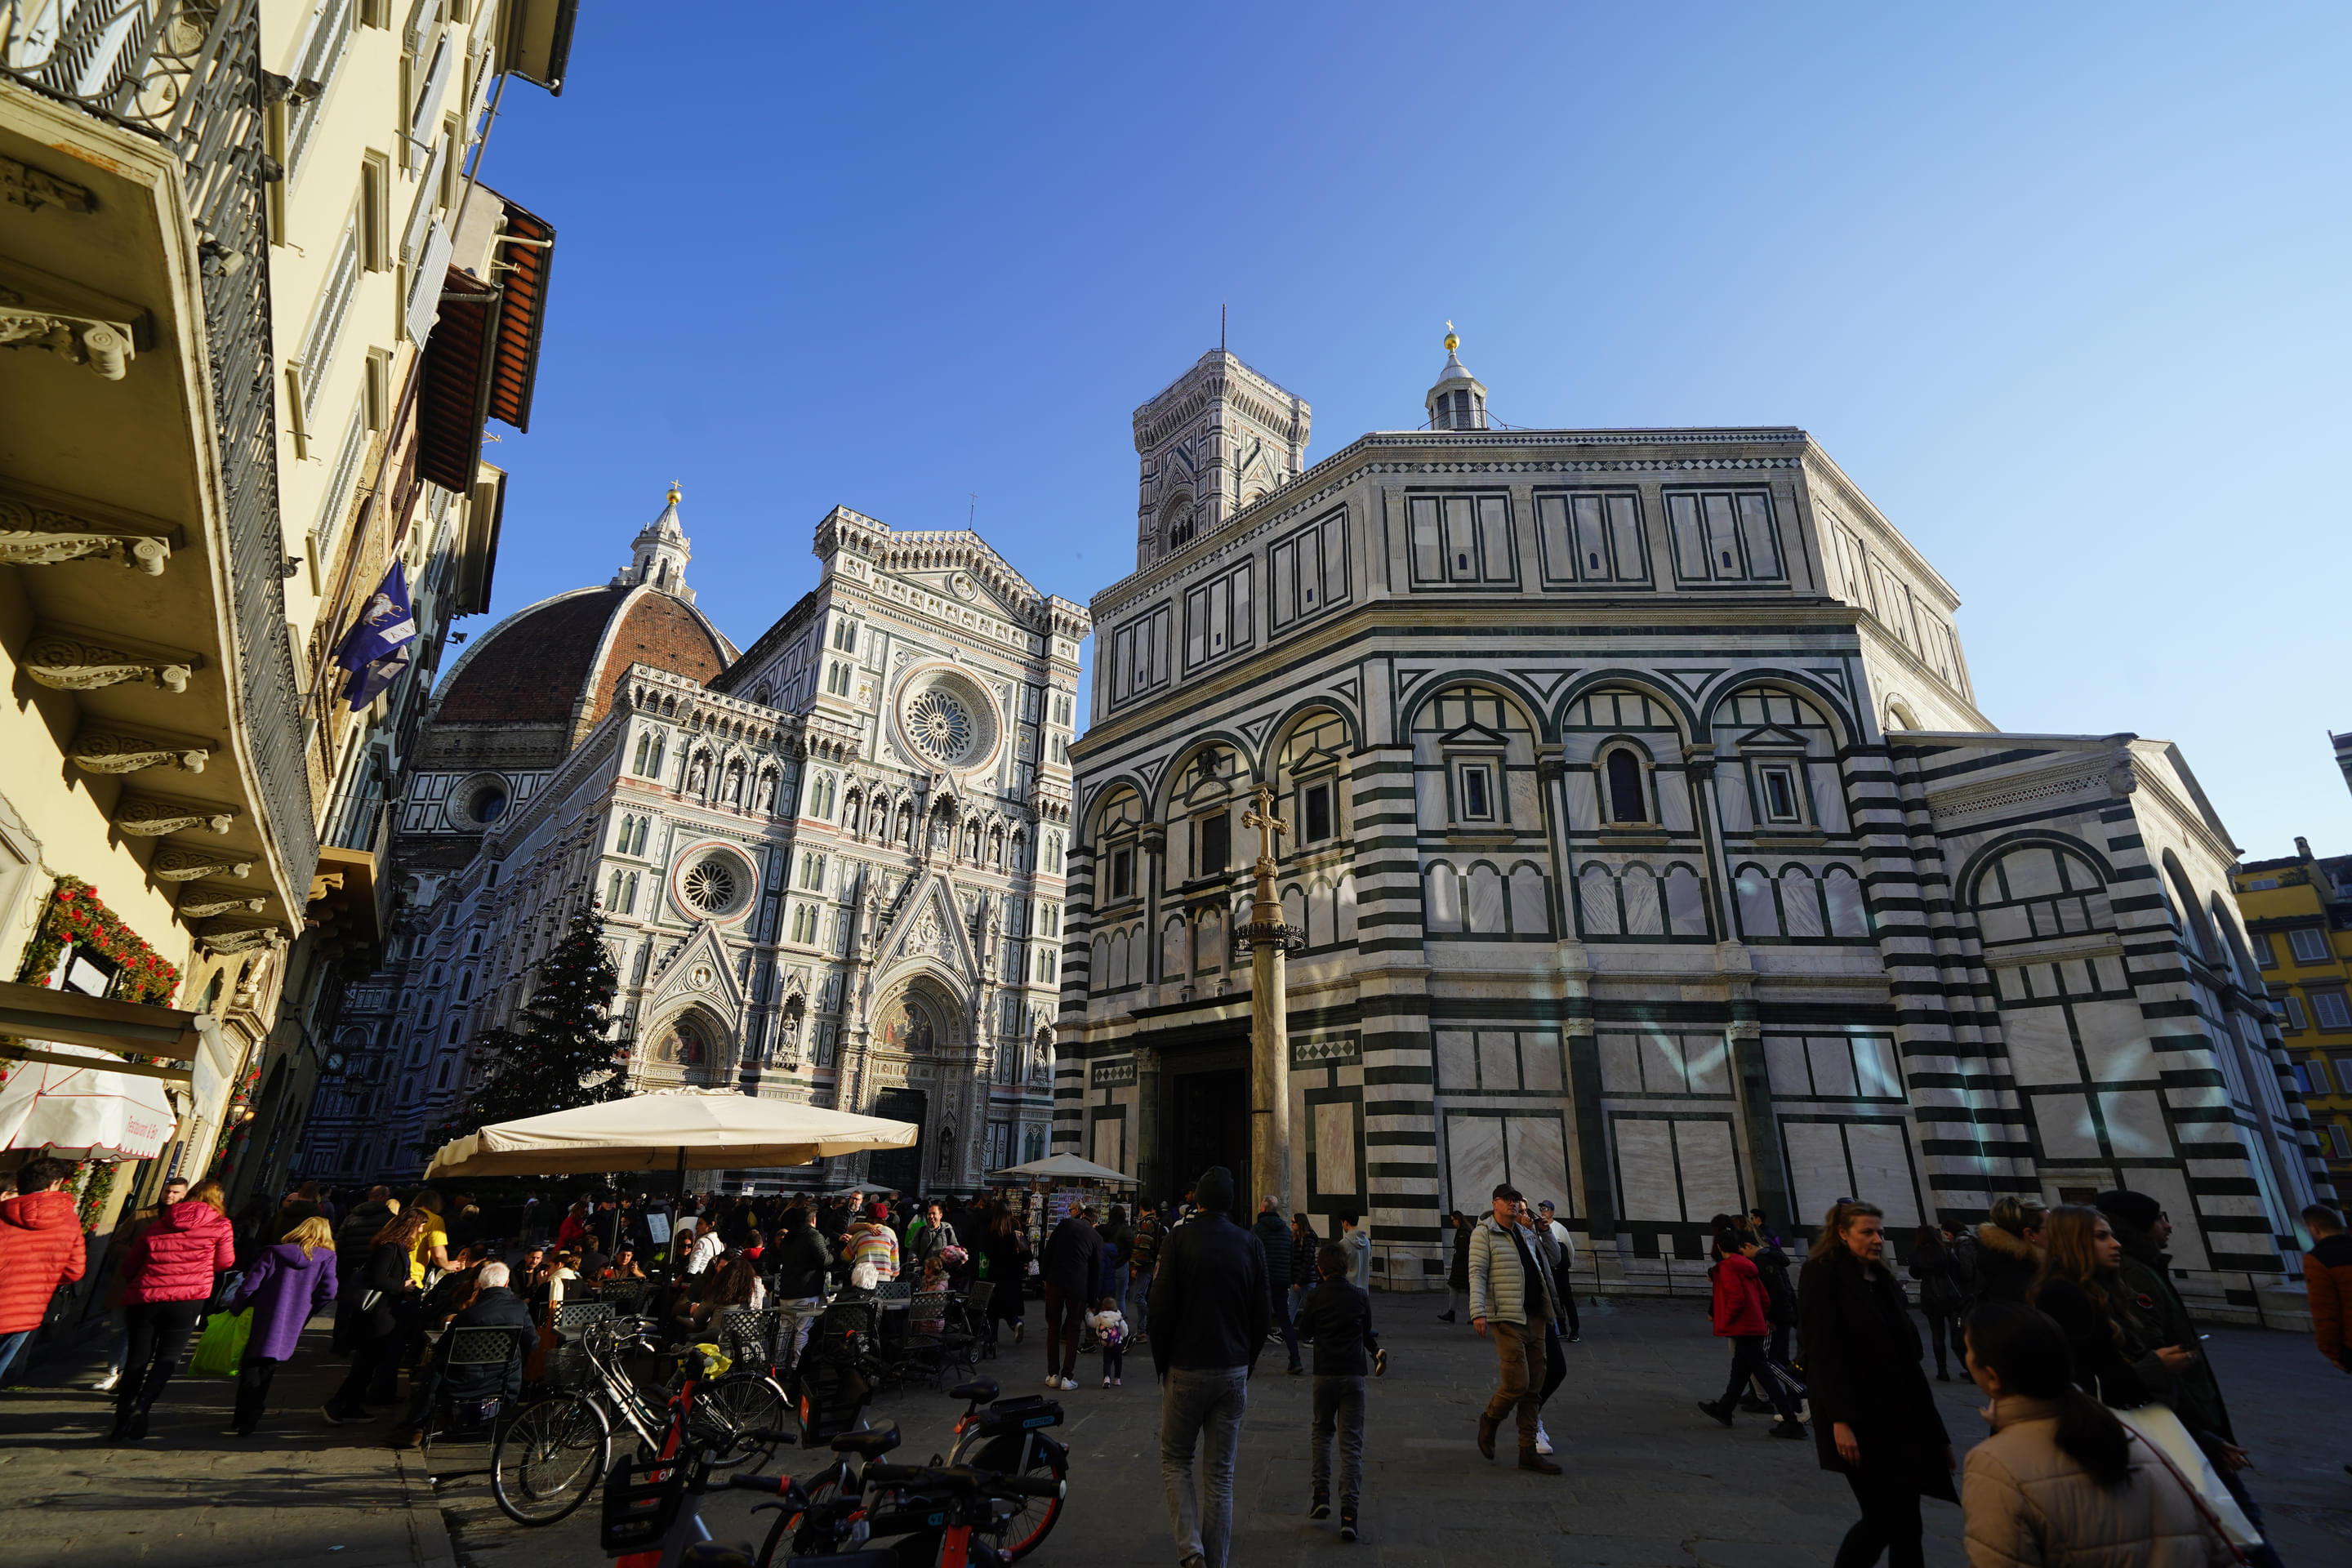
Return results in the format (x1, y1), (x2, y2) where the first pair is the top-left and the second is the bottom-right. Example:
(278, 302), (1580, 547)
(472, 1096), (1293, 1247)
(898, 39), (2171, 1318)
(394, 1263), (536, 1446)
(1148, 1166), (1267, 1568)
(1251, 1197), (1301, 1374)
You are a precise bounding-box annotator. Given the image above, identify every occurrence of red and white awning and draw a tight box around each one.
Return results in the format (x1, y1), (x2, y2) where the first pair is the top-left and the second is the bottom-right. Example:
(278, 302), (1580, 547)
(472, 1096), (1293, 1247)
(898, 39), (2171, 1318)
(0, 1041), (178, 1162)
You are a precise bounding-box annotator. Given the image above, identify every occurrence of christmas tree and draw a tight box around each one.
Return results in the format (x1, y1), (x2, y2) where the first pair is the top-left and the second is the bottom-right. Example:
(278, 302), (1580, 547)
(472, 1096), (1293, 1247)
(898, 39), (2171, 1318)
(429, 905), (625, 1147)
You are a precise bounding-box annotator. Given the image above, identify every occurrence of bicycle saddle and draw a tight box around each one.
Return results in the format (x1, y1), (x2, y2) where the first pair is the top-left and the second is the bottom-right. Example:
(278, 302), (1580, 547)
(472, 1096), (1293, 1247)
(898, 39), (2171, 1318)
(948, 1377), (1000, 1404)
(829, 1427), (902, 1460)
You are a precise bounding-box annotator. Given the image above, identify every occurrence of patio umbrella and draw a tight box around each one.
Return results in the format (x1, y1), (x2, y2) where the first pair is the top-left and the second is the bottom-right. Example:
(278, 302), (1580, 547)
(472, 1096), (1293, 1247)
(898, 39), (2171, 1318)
(986, 1152), (1135, 1185)
(421, 1089), (918, 1180)
(0, 1042), (178, 1162)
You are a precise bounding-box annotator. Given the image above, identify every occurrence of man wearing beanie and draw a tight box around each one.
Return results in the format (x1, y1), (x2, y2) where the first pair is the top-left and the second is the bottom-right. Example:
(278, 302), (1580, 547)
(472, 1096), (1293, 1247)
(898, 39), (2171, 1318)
(1147, 1165), (1268, 1568)
(2094, 1188), (2238, 1454)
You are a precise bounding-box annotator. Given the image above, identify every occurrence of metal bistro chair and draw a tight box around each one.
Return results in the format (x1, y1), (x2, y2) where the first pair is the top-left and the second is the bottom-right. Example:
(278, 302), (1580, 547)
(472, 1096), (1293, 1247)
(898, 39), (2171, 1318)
(421, 1326), (529, 1480)
(546, 1299), (617, 1392)
(871, 1280), (915, 1386)
(946, 1281), (991, 1369)
(893, 1291), (955, 1389)
(715, 1307), (782, 1373)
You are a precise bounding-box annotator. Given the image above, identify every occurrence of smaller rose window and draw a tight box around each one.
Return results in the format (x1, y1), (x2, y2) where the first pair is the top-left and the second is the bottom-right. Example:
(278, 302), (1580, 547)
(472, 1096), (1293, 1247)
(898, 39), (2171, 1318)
(906, 688), (973, 764)
(683, 858), (737, 914)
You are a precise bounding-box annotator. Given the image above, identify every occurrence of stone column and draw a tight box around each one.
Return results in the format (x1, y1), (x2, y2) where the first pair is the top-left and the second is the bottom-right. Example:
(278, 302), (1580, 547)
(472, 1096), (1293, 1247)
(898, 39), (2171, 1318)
(1238, 786), (1302, 1211)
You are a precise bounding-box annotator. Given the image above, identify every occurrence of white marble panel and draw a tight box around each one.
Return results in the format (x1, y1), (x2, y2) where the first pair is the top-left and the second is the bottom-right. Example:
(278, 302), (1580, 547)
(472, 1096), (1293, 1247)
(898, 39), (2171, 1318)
(1673, 1119), (1743, 1220)
(2031, 1092), (2104, 1159)
(1446, 1112), (1504, 1210)
(1477, 1031), (1519, 1090)
(1807, 1037), (1858, 1098)
(1521, 1033), (1564, 1094)
(1507, 1116), (1572, 1214)
(1782, 1120), (1851, 1227)
(1435, 1029), (1477, 1091)
(2002, 1006), (2082, 1085)
(2097, 1089), (2171, 1160)
(1315, 1100), (1359, 1196)
(1641, 1032), (1689, 1094)
(1844, 1121), (1920, 1227)
(1598, 1033), (1642, 1094)
(1764, 1036), (1811, 1097)
(1615, 1119), (1680, 1222)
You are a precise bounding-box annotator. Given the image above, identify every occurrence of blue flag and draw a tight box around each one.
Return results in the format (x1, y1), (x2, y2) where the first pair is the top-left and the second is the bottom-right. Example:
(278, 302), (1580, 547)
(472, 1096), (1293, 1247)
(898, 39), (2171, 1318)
(335, 562), (417, 709)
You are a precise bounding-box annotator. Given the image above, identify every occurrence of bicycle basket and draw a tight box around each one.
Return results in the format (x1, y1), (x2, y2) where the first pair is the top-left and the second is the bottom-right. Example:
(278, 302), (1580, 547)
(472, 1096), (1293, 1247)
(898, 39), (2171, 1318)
(599, 1454), (704, 1554)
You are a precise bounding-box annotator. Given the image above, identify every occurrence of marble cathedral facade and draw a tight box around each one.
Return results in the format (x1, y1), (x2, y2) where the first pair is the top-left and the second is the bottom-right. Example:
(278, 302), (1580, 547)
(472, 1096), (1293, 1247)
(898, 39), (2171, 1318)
(1056, 340), (2332, 1312)
(301, 494), (1086, 1192)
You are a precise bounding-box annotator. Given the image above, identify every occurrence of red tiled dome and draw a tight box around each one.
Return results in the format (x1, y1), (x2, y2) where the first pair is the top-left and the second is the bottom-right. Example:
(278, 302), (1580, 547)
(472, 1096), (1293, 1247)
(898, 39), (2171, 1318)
(435, 585), (733, 733)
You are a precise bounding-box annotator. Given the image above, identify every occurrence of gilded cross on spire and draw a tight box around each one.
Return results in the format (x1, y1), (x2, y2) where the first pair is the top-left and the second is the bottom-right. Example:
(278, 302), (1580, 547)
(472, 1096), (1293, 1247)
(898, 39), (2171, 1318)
(1242, 784), (1289, 868)
(666, 480), (682, 505)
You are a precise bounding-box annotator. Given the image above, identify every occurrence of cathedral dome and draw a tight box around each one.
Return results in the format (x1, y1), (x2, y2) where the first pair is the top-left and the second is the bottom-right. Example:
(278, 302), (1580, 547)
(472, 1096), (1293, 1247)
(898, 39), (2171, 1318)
(432, 485), (737, 746)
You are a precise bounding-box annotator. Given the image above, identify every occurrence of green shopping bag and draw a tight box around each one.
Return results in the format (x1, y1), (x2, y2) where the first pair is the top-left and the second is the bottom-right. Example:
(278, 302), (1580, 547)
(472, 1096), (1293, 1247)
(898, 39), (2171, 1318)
(188, 1308), (252, 1377)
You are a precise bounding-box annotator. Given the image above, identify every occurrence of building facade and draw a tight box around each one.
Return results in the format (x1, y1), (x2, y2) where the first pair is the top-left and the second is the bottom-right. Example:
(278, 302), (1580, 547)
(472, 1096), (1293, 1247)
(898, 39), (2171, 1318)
(1058, 340), (2332, 1314)
(2233, 839), (2352, 1193)
(299, 495), (1088, 1193)
(2, 1), (566, 1209)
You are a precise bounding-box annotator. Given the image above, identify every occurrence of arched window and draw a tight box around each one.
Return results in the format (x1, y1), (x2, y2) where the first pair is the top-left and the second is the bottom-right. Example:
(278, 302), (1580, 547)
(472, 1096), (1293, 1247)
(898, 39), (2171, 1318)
(633, 734), (651, 774)
(457, 970), (474, 1001)
(1605, 749), (1646, 823)
(647, 734), (666, 778)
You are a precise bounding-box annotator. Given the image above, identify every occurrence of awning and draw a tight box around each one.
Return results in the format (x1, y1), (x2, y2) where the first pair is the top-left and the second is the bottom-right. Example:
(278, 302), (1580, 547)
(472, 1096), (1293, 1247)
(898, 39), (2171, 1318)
(0, 1041), (178, 1161)
(415, 188), (555, 492)
(0, 979), (207, 1082)
(501, 0), (580, 94)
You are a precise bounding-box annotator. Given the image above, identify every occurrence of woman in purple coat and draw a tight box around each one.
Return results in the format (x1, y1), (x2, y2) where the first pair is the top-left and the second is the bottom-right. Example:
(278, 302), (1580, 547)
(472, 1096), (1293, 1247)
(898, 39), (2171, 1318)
(227, 1215), (339, 1436)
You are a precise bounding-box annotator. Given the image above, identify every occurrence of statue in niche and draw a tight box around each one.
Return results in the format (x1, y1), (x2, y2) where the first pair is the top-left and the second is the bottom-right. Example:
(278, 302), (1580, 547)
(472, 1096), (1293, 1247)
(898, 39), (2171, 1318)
(724, 764), (744, 804)
(936, 1120), (956, 1174)
(755, 773), (777, 813)
(687, 754), (710, 795)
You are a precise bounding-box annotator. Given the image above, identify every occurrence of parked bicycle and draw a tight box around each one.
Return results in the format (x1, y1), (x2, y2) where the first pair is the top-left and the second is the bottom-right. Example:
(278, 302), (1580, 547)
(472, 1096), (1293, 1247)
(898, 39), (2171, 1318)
(491, 1314), (786, 1526)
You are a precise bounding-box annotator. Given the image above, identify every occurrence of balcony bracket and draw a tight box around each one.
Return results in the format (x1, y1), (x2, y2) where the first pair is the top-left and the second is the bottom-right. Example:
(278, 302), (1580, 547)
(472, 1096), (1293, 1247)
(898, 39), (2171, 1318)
(69, 724), (212, 775)
(24, 625), (201, 693)
(114, 795), (238, 837)
(150, 846), (256, 882)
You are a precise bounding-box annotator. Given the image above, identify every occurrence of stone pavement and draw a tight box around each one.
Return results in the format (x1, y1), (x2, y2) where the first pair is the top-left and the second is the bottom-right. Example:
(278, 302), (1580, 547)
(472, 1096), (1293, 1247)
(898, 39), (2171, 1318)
(440, 1294), (2352, 1568)
(4, 1297), (2346, 1568)
(0, 1315), (452, 1568)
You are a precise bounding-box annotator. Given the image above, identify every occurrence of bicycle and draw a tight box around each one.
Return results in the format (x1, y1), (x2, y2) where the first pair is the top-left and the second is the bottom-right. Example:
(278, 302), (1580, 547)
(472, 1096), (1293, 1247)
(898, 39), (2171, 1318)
(939, 1374), (1067, 1561)
(491, 1316), (786, 1526)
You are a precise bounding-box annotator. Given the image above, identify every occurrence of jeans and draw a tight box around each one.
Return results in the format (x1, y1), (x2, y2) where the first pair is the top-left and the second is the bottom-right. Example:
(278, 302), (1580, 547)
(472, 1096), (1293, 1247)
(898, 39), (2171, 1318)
(1717, 1334), (1795, 1421)
(1311, 1374), (1365, 1511)
(0, 1329), (33, 1385)
(1126, 1266), (1153, 1336)
(1270, 1286), (1299, 1367)
(232, 1354), (280, 1432)
(1835, 1471), (1925, 1568)
(1160, 1365), (1247, 1568)
(773, 1294), (823, 1378)
(117, 1298), (203, 1424)
(1482, 1320), (1548, 1449)
(1102, 1343), (1123, 1381)
(1042, 1284), (1085, 1380)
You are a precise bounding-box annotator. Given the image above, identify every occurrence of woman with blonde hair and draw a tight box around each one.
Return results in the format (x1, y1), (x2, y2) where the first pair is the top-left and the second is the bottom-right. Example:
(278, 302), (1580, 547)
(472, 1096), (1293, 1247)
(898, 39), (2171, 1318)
(1797, 1199), (1955, 1568)
(223, 1214), (338, 1437)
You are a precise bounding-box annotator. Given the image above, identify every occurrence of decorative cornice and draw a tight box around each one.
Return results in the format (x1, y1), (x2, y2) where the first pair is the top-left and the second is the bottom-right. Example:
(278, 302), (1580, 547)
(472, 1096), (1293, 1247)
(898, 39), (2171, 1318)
(150, 846), (256, 882)
(0, 492), (175, 573)
(23, 625), (199, 693)
(69, 724), (211, 775)
(114, 795), (238, 836)
(1, 154), (96, 216)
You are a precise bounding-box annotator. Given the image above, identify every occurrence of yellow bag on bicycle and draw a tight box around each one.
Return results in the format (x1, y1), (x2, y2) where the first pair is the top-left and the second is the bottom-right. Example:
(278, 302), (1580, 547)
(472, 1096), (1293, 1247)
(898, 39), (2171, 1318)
(690, 1343), (731, 1377)
(188, 1309), (252, 1377)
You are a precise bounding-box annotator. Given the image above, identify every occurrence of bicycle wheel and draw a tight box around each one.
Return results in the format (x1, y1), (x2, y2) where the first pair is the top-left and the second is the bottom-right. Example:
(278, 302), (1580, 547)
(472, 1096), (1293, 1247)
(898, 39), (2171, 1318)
(689, 1372), (790, 1468)
(972, 1433), (1067, 1561)
(492, 1395), (612, 1526)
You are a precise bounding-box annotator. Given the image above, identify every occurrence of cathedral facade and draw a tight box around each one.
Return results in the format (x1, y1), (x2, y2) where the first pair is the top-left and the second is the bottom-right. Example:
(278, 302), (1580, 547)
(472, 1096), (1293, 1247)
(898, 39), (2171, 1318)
(299, 493), (1085, 1192)
(1057, 341), (2332, 1312)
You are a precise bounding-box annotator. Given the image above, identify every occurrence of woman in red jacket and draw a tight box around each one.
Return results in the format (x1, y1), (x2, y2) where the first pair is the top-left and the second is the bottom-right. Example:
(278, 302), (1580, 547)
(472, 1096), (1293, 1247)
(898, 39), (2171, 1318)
(1697, 1223), (1806, 1438)
(110, 1178), (236, 1442)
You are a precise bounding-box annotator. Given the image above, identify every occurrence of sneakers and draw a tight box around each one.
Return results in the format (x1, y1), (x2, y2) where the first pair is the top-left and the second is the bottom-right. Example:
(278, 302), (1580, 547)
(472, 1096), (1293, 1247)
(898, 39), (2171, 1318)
(1113, 1377), (1121, 1387)
(1310, 1495), (1331, 1520)
(1044, 1374), (1062, 1390)
(1566, 1334), (1581, 1343)
(1102, 1377), (1112, 1388)
(1696, 1400), (1735, 1428)
(1770, 1419), (1809, 1441)
(91, 1370), (120, 1392)
(1058, 1376), (1078, 1392)
(1339, 1508), (1358, 1542)
(1518, 1448), (1562, 1475)
(1535, 1421), (1553, 1457)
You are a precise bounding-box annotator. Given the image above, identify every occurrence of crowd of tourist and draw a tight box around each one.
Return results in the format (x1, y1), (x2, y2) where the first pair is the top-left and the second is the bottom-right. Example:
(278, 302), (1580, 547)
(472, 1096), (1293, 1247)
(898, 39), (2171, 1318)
(0, 1158), (2344, 1566)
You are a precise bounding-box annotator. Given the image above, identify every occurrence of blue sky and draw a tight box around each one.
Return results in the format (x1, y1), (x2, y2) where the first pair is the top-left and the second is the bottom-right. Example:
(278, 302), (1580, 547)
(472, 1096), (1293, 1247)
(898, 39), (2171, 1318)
(471, 2), (2350, 860)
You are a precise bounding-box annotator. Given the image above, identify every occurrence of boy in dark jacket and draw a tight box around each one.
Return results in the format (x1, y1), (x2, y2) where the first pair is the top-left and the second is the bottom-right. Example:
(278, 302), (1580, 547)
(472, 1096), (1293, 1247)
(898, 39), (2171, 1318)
(1293, 1241), (1383, 1542)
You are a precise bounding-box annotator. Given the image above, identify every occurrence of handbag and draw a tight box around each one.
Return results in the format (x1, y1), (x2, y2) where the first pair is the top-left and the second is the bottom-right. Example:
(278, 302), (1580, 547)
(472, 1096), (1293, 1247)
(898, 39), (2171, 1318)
(189, 1308), (253, 1377)
(2111, 1403), (2261, 1552)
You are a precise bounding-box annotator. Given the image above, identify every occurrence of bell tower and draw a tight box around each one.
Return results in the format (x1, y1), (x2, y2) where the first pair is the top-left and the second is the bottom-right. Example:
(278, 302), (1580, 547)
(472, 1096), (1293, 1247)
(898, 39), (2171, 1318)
(1131, 350), (1310, 569)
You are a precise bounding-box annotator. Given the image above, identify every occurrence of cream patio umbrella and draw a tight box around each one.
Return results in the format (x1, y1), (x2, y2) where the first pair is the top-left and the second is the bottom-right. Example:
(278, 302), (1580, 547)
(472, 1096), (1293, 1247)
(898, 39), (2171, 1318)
(422, 1089), (918, 1181)
(986, 1152), (1135, 1186)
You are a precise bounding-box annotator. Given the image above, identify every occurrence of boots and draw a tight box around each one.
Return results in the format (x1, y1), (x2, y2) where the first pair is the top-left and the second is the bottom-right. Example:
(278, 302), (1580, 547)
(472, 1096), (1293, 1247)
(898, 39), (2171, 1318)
(1476, 1411), (1499, 1459)
(1518, 1446), (1561, 1475)
(1770, 1418), (1809, 1440)
(1696, 1400), (1735, 1428)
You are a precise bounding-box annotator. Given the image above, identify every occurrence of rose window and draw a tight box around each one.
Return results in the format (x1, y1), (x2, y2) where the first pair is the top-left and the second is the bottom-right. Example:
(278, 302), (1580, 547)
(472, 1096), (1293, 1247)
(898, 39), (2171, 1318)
(682, 858), (737, 914)
(905, 688), (973, 764)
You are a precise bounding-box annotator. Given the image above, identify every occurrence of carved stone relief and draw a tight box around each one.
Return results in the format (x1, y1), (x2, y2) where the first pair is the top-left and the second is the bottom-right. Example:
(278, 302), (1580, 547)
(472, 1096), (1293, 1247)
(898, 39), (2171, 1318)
(0, 495), (173, 573)
(24, 630), (196, 693)
(115, 796), (237, 835)
(69, 727), (210, 774)
(151, 846), (255, 881)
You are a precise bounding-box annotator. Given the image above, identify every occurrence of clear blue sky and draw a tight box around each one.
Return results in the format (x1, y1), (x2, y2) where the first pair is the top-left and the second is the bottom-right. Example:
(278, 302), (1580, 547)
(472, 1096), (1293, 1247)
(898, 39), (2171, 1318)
(471, 2), (2350, 861)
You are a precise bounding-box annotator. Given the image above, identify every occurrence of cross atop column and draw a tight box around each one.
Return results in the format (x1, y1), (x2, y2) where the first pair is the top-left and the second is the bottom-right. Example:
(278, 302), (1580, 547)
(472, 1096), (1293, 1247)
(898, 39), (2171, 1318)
(1241, 785), (1288, 868)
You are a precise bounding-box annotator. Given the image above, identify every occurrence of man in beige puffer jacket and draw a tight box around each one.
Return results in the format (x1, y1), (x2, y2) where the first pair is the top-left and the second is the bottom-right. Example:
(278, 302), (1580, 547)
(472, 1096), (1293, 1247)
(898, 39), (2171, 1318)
(1467, 1183), (1561, 1474)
